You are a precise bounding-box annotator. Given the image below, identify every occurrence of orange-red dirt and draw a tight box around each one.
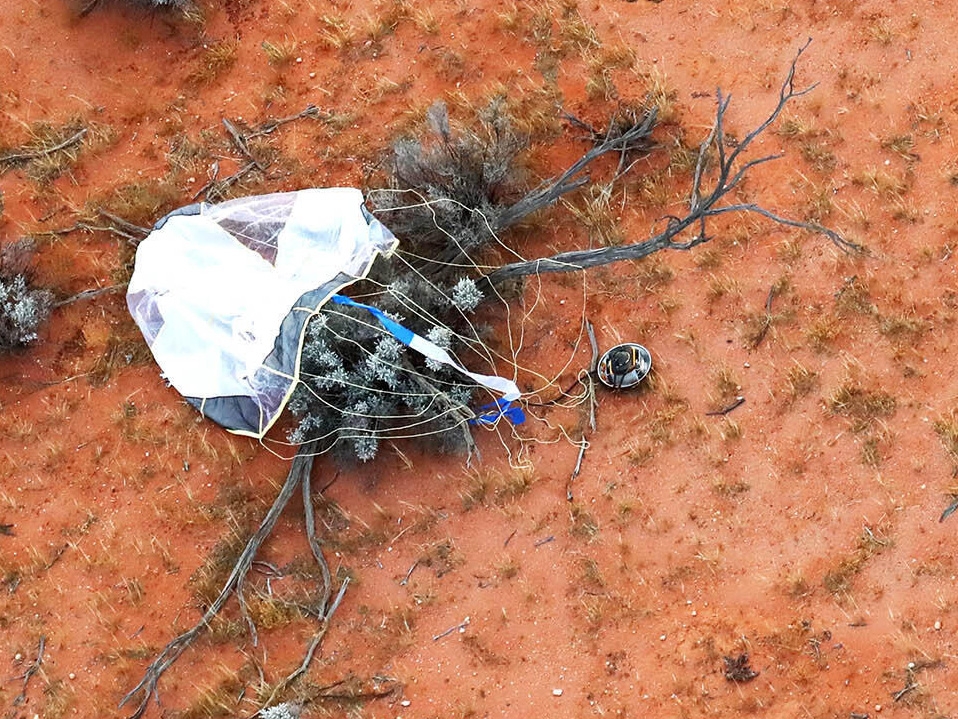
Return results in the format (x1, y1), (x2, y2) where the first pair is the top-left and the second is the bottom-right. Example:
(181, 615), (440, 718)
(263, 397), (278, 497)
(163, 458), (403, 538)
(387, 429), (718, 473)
(3, 1), (958, 718)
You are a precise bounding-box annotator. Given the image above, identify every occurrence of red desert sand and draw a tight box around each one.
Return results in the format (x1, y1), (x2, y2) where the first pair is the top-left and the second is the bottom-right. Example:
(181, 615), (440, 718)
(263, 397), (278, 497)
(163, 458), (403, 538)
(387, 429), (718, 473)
(2, 1), (958, 717)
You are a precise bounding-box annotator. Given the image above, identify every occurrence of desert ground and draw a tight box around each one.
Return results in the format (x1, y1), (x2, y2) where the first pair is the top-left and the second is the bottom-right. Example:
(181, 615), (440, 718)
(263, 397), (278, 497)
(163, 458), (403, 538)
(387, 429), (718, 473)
(2, 1), (958, 717)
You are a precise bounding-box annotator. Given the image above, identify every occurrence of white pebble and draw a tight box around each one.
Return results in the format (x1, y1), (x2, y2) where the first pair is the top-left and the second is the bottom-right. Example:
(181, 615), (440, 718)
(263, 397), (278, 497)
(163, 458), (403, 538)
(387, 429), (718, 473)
(68, 672), (76, 680)
(552, 688), (563, 697)
(400, 700), (411, 707)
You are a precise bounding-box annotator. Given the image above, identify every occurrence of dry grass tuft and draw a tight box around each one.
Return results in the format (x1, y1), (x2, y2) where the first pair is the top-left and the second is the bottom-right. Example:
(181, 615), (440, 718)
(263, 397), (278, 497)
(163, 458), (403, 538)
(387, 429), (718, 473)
(710, 366), (741, 409)
(782, 362), (818, 401)
(826, 383), (896, 432)
(852, 166), (910, 198)
(877, 311), (930, 343)
(712, 478), (750, 497)
(188, 39), (238, 85)
(563, 182), (623, 246)
(834, 275), (875, 316)
(569, 504), (600, 540)
(261, 39), (298, 66)
(319, 14), (355, 49)
(0, 118), (104, 185)
(881, 133), (918, 161)
(636, 66), (680, 124)
(804, 314), (842, 352)
(933, 411), (958, 462)
(460, 465), (536, 509)
(190, 531), (249, 608)
(823, 525), (893, 595)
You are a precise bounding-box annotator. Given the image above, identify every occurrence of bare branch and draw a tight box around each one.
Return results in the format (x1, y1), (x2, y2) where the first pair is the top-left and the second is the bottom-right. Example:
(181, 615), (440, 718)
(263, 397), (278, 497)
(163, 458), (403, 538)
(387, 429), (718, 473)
(483, 41), (859, 287)
(0, 128), (88, 168)
(121, 441), (322, 719)
(495, 107), (658, 231)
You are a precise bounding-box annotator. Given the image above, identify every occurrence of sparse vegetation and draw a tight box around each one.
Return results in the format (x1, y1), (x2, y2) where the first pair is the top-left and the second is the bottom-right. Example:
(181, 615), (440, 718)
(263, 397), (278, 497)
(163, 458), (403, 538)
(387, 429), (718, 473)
(0, 238), (52, 351)
(933, 411), (958, 462)
(569, 503), (600, 540)
(2, 23), (906, 719)
(782, 361), (818, 401)
(261, 39), (298, 67)
(0, 118), (93, 185)
(823, 525), (893, 595)
(826, 383), (897, 432)
(188, 39), (239, 85)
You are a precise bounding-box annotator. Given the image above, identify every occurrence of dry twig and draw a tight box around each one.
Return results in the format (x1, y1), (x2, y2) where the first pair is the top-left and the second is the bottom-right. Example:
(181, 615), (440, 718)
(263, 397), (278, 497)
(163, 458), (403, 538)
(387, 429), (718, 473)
(121, 440), (344, 719)
(483, 41), (860, 288)
(12, 635), (46, 707)
(0, 129), (88, 169)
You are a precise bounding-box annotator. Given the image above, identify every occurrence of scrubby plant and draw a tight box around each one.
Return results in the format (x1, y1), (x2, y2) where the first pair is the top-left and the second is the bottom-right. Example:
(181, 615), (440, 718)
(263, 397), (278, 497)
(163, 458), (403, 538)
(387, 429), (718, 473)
(371, 99), (531, 275)
(0, 239), (52, 351)
(286, 97), (659, 462)
(259, 702), (301, 719)
(286, 298), (481, 462)
(79, 0), (192, 13)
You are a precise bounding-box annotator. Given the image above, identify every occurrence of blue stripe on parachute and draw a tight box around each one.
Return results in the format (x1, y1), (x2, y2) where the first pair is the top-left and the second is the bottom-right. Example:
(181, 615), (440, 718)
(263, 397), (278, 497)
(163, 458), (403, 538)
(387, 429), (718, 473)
(330, 294), (414, 345)
(329, 294), (524, 426)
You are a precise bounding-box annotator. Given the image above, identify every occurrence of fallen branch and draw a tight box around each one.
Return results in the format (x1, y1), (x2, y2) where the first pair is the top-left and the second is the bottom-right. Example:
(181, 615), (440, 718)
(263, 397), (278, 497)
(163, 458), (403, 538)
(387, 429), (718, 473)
(0, 128), (88, 169)
(247, 104), (326, 139)
(12, 635), (46, 707)
(251, 465), (352, 709)
(892, 683), (918, 702)
(433, 616), (470, 641)
(494, 107), (659, 232)
(706, 396), (746, 417)
(204, 160), (259, 202)
(54, 284), (126, 308)
(482, 41), (861, 288)
(222, 118), (265, 171)
(33, 220), (144, 244)
(98, 210), (151, 238)
(120, 440), (342, 719)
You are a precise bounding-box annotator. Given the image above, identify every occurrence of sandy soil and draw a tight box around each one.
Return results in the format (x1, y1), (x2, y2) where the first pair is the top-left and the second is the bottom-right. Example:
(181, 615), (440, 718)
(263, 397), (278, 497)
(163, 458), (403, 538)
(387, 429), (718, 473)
(3, 1), (958, 717)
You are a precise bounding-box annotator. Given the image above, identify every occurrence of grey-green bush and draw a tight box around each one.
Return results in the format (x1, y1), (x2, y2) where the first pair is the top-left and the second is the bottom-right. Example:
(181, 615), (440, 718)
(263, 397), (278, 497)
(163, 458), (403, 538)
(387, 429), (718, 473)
(0, 239), (52, 351)
(286, 101), (531, 462)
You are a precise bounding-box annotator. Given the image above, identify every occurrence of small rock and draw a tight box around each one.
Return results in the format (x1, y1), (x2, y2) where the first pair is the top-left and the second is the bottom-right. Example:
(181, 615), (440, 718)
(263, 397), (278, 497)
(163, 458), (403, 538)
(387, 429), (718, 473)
(552, 688), (563, 697)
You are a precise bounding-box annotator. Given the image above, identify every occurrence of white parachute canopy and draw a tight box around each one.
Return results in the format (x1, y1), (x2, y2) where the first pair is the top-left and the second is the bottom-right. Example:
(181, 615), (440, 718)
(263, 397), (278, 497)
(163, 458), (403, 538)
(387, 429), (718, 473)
(127, 188), (521, 439)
